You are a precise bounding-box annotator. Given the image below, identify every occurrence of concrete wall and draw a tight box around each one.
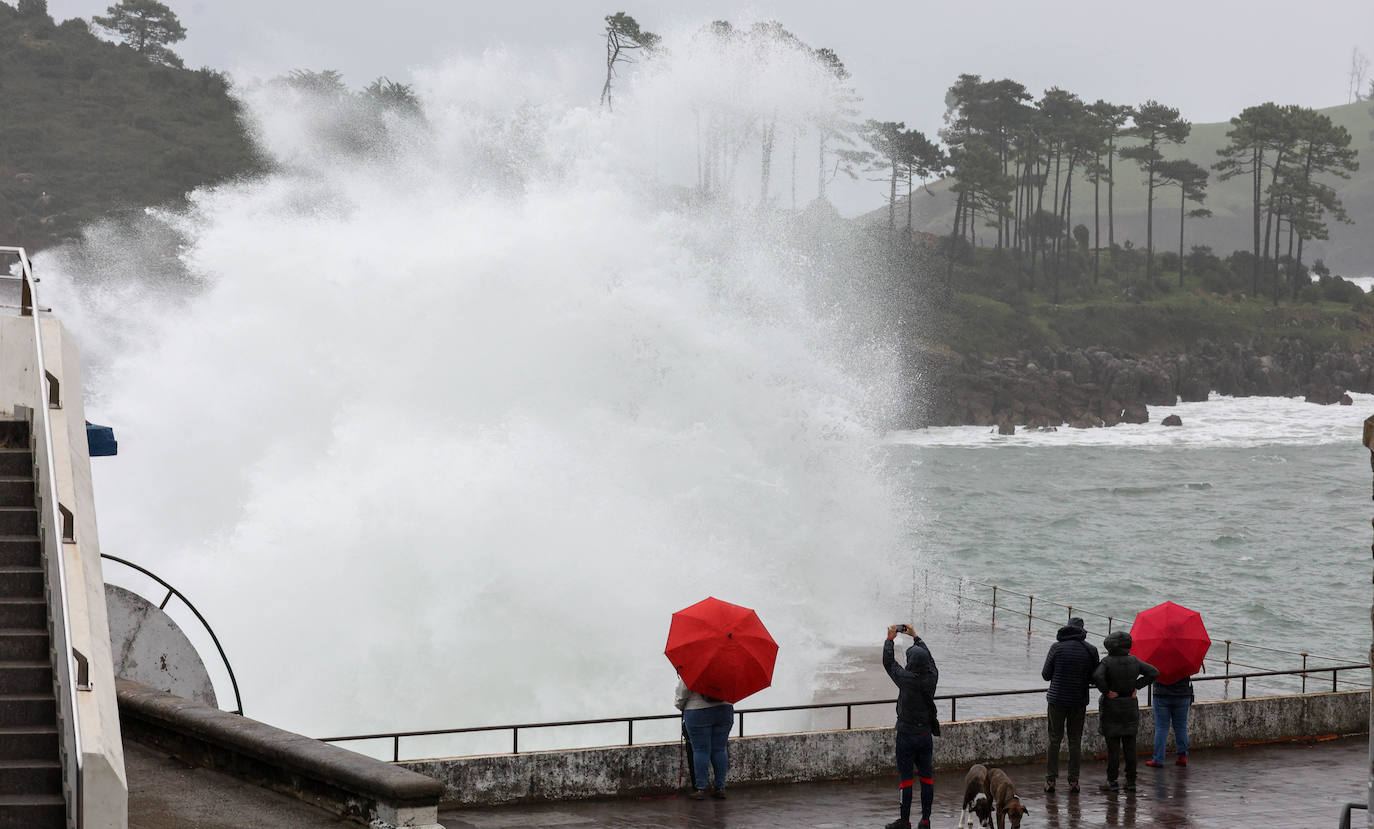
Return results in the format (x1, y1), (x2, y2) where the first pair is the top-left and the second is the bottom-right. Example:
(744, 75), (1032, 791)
(118, 680), (446, 829)
(105, 584), (218, 708)
(407, 690), (1370, 807)
(0, 315), (128, 828)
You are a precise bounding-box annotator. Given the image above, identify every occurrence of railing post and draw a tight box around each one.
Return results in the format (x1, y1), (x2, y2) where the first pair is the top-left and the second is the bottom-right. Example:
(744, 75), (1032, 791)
(737, 712), (744, 738)
(846, 705), (852, 730)
(1027, 595), (1034, 635)
(513, 727), (519, 754)
(1301, 652), (1308, 694)
(1067, 606), (1073, 622)
(628, 719), (634, 746)
(1224, 640), (1231, 677)
(393, 737), (399, 763)
(1242, 676), (1247, 699)
(1333, 667), (1339, 692)
(1108, 616), (1113, 634)
(951, 697), (957, 723)
(991, 586), (998, 628)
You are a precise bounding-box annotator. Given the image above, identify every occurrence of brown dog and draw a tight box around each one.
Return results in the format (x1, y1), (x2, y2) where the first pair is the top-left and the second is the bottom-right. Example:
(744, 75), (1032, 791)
(962, 764), (993, 828)
(987, 767), (1030, 829)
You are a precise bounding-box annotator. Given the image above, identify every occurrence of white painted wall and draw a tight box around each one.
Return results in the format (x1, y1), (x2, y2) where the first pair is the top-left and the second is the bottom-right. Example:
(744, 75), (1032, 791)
(0, 314), (128, 828)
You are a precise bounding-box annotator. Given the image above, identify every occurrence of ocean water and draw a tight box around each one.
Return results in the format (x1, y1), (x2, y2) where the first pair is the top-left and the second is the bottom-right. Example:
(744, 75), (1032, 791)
(891, 393), (1371, 665)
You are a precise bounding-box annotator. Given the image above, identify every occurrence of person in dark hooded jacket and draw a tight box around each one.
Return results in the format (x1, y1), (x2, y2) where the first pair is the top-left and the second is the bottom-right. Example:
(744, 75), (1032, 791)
(1041, 617), (1099, 793)
(882, 624), (939, 829)
(1091, 630), (1159, 792)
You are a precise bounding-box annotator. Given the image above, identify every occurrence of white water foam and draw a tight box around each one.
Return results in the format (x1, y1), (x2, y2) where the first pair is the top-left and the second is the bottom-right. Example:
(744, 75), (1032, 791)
(889, 393), (1374, 450)
(42, 31), (914, 738)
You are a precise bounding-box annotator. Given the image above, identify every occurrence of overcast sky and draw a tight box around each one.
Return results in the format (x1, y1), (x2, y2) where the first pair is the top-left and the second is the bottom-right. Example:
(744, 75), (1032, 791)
(44, 0), (1374, 213)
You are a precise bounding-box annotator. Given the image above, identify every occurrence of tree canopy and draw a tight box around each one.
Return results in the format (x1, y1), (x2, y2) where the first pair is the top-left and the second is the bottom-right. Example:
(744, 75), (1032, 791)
(92, 0), (185, 67)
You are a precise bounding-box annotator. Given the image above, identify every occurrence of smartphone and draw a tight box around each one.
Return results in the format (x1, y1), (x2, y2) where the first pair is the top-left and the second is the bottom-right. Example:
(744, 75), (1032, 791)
(895, 624), (909, 633)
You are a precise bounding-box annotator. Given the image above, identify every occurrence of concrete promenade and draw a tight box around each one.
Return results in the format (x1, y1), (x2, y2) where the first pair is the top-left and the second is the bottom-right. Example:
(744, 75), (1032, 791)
(436, 736), (1368, 828)
(125, 734), (1369, 827)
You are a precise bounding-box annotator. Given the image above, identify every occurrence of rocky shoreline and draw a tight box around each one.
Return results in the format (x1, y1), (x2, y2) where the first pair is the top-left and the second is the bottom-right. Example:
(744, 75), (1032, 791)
(917, 339), (1370, 429)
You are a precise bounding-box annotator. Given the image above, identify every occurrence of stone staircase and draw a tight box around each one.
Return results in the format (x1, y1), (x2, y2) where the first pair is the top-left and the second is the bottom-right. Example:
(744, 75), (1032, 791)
(0, 419), (67, 829)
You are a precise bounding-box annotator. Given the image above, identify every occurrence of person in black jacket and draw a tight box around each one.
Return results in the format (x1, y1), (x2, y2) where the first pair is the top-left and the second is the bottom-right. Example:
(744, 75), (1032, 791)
(1041, 617), (1100, 793)
(1091, 630), (1159, 792)
(882, 623), (939, 829)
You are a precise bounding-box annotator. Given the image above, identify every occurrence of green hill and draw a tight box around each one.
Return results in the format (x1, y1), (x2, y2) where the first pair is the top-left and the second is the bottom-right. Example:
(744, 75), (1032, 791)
(884, 100), (1374, 276)
(0, 2), (260, 251)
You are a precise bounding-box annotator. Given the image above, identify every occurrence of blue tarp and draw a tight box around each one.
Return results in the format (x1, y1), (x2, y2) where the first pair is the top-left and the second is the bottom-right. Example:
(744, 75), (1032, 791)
(86, 422), (117, 457)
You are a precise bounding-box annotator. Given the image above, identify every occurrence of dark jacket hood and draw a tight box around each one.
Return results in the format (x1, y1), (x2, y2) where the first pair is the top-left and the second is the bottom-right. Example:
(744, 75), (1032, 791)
(1056, 617), (1088, 642)
(906, 642), (929, 671)
(1103, 630), (1132, 656)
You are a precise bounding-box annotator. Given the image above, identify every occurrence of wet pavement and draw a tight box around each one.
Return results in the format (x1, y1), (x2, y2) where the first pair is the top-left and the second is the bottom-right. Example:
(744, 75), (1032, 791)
(437, 736), (1369, 828)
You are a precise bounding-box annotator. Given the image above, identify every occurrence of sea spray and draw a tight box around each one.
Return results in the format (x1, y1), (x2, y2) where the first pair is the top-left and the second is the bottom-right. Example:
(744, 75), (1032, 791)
(42, 26), (920, 740)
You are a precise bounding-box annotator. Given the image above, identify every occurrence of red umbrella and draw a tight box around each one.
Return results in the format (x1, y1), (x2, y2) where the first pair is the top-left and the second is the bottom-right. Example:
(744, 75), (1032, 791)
(665, 597), (778, 704)
(1129, 601), (1211, 685)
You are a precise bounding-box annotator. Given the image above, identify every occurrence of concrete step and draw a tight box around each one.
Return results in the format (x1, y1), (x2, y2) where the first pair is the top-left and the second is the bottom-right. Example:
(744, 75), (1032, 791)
(0, 793), (66, 829)
(0, 454), (29, 479)
(0, 600), (44, 631)
(0, 481), (32, 510)
(0, 630), (47, 662)
(0, 759), (61, 797)
(0, 510), (35, 538)
(0, 568), (42, 600)
(0, 695), (55, 729)
(0, 726), (58, 763)
(0, 422), (31, 450)
(0, 540), (38, 569)
(0, 663), (52, 696)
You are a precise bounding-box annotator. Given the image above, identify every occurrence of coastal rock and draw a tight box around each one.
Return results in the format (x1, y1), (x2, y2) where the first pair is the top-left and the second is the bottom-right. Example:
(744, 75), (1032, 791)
(1161, 414), (1183, 427)
(1122, 403), (1149, 424)
(1340, 394), (1354, 406)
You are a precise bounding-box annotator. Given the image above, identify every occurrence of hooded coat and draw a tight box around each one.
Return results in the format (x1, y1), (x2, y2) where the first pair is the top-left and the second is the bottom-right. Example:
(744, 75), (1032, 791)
(1041, 617), (1100, 707)
(883, 637), (940, 736)
(1091, 630), (1159, 737)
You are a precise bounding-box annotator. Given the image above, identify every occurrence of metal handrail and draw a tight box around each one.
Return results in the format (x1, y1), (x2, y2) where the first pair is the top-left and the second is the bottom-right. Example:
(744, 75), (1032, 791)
(2, 246), (84, 827)
(100, 553), (244, 715)
(953, 577), (1362, 665)
(318, 663), (1371, 763)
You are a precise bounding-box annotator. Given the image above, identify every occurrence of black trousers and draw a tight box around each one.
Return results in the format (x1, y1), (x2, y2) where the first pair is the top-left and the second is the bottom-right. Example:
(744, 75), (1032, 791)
(1046, 703), (1086, 782)
(1104, 734), (1137, 783)
(895, 730), (934, 822)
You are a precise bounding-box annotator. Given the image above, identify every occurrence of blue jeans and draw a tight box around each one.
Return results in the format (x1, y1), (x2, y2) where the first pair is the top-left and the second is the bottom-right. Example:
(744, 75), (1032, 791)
(1152, 696), (1191, 763)
(684, 704), (734, 791)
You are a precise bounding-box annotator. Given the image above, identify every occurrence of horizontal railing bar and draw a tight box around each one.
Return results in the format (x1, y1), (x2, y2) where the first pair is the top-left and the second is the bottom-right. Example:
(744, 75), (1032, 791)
(950, 580), (1363, 665)
(319, 664), (1369, 747)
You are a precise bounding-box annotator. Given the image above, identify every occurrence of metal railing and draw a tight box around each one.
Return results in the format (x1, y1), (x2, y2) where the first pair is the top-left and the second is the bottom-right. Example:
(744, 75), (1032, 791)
(2, 246), (83, 828)
(100, 553), (244, 715)
(319, 663), (1370, 764)
(947, 577), (1365, 678)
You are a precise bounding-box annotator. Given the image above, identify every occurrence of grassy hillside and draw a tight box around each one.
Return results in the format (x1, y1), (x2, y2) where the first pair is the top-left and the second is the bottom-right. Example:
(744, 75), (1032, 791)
(0, 3), (261, 251)
(887, 100), (1374, 276)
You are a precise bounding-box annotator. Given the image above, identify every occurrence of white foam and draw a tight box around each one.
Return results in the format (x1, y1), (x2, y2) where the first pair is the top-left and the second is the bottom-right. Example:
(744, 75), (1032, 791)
(888, 393), (1374, 449)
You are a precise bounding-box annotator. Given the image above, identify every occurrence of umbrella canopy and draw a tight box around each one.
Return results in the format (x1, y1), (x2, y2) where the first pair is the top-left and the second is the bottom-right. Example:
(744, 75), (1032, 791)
(665, 597), (778, 704)
(1129, 601), (1211, 685)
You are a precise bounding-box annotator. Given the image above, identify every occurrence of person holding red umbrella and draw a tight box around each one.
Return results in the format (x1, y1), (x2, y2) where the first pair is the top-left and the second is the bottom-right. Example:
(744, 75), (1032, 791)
(1131, 601), (1210, 770)
(882, 622), (939, 829)
(665, 597), (778, 801)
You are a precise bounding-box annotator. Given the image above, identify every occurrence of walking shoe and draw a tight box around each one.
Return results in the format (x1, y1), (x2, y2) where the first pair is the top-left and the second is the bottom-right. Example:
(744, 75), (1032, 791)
(1069, 781), (1080, 794)
(688, 790), (705, 800)
(1098, 780), (1118, 792)
(918, 820), (931, 829)
(712, 788), (727, 800)
(1144, 760), (1164, 768)
(883, 820), (910, 829)
(1176, 754), (1187, 766)
(1124, 781), (1137, 792)
(1044, 779), (1055, 793)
